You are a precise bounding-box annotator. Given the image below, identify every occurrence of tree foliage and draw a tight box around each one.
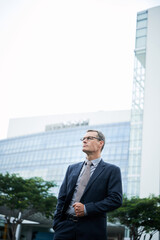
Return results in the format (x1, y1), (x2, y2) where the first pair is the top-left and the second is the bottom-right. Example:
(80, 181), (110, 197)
(0, 172), (57, 240)
(108, 195), (160, 240)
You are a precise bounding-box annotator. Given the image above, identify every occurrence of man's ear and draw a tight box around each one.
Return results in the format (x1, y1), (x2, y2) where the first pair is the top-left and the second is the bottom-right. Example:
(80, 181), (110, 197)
(100, 140), (104, 150)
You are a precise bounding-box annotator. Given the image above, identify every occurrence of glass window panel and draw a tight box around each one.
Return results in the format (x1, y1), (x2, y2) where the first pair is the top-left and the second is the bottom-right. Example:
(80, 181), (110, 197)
(136, 36), (146, 48)
(137, 20), (147, 29)
(136, 28), (147, 37)
(137, 12), (148, 21)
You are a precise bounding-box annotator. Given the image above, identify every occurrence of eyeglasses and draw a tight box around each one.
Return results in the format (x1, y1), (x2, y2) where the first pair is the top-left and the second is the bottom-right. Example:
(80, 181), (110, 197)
(80, 136), (101, 141)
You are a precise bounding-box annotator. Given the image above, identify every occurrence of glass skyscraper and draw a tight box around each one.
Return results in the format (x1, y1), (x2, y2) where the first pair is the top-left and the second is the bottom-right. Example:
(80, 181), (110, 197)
(0, 121), (130, 197)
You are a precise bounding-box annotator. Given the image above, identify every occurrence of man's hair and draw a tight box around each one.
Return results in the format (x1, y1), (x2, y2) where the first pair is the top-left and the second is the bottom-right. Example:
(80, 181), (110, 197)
(87, 130), (105, 151)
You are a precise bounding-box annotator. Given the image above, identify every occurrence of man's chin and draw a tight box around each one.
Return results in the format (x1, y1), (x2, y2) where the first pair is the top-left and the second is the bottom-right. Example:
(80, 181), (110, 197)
(82, 148), (89, 154)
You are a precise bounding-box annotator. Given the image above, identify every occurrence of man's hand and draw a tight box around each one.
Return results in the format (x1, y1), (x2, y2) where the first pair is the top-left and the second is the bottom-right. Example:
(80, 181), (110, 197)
(73, 202), (85, 217)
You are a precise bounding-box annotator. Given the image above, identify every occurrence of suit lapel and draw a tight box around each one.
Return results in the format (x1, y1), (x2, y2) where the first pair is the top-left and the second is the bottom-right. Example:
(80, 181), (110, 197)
(69, 162), (84, 194)
(82, 160), (105, 195)
(63, 162), (84, 211)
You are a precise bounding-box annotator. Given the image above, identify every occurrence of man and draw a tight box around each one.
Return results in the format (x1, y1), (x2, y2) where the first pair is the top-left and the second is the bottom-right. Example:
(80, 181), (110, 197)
(53, 130), (122, 240)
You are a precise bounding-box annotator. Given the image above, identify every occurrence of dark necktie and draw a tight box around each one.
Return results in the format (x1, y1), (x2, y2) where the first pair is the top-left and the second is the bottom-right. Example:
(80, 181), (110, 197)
(75, 160), (92, 202)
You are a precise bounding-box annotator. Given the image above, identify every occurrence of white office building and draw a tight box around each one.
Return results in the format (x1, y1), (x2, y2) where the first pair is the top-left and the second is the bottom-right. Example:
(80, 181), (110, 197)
(127, 6), (160, 240)
(128, 6), (160, 200)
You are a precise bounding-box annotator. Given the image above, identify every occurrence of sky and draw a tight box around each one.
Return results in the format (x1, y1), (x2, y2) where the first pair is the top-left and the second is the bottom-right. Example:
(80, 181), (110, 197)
(0, 0), (160, 140)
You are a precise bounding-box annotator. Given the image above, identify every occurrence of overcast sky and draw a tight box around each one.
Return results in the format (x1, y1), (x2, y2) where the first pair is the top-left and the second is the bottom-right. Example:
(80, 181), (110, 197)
(0, 0), (160, 140)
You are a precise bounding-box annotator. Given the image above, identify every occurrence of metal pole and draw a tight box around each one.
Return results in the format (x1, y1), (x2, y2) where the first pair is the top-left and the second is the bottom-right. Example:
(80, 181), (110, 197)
(15, 212), (22, 240)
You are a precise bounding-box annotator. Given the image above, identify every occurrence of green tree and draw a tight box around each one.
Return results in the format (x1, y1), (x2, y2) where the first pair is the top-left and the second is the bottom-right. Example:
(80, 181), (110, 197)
(0, 172), (57, 240)
(108, 195), (160, 240)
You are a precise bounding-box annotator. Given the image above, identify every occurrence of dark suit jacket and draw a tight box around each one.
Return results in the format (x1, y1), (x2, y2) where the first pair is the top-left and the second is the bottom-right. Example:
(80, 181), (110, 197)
(53, 159), (122, 240)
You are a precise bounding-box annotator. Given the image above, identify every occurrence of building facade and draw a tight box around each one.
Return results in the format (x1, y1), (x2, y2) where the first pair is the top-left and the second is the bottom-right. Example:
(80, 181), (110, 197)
(0, 111), (130, 197)
(128, 6), (160, 198)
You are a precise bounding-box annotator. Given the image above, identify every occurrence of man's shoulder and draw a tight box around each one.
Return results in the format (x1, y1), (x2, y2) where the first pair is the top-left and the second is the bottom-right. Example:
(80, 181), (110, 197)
(101, 159), (120, 170)
(68, 161), (84, 169)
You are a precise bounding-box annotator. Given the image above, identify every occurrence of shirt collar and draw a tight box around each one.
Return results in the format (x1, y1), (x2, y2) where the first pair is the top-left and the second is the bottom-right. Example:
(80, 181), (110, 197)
(85, 157), (101, 166)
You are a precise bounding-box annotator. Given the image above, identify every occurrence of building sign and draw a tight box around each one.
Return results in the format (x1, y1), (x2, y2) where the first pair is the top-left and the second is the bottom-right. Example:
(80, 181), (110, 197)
(45, 120), (89, 131)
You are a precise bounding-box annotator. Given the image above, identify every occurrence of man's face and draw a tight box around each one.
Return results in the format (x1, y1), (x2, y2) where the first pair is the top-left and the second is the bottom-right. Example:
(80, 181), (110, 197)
(82, 131), (103, 154)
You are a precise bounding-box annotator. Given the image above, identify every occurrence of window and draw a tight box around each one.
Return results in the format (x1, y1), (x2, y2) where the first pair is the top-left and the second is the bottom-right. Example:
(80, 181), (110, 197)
(137, 19), (147, 29)
(136, 36), (146, 48)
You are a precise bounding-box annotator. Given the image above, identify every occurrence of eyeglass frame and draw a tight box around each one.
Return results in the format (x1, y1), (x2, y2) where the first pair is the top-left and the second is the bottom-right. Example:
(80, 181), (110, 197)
(80, 136), (102, 142)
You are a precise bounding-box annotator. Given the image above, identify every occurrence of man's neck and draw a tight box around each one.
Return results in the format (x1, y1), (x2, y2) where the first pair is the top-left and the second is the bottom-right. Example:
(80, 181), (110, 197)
(86, 153), (101, 161)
